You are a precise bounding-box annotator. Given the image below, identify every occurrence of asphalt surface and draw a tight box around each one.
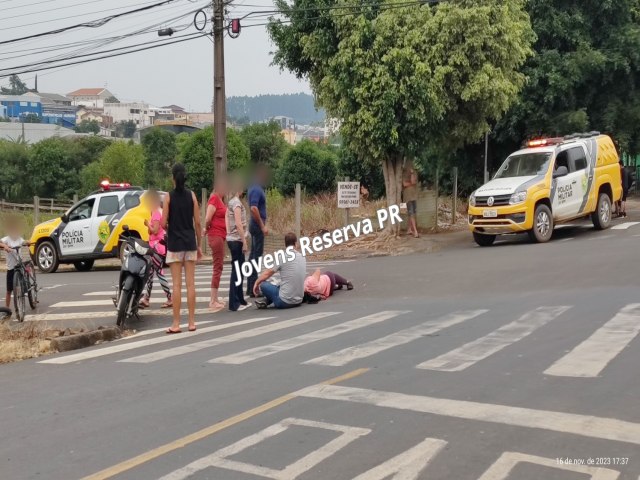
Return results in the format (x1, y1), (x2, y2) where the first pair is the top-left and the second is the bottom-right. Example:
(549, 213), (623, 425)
(2, 214), (640, 480)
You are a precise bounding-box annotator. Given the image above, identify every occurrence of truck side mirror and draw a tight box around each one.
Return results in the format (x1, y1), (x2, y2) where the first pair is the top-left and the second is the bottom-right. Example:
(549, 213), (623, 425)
(553, 166), (569, 178)
(61, 214), (69, 223)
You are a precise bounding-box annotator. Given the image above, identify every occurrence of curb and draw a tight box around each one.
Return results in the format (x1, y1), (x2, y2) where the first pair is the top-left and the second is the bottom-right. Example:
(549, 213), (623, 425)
(49, 326), (121, 353)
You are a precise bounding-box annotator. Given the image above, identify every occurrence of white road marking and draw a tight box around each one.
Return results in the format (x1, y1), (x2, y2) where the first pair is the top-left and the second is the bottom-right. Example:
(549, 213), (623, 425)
(304, 310), (487, 367)
(26, 307), (230, 322)
(208, 311), (409, 365)
(120, 321), (215, 339)
(417, 306), (570, 372)
(296, 385), (640, 445)
(50, 297), (214, 308)
(558, 237), (575, 242)
(83, 287), (228, 296)
(38, 317), (275, 364)
(39, 284), (66, 291)
(611, 222), (640, 230)
(158, 417), (370, 480)
(352, 437), (447, 480)
(120, 311), (341, 364)
(593, 234), (615, 240)
(477, 451), (620, 480)
(544, 303), (640, 377)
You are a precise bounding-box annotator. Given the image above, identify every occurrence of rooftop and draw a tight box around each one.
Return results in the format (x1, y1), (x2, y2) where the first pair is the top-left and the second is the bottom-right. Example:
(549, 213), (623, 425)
(0, 123), (89, 143)
(67, 88), (107, 97)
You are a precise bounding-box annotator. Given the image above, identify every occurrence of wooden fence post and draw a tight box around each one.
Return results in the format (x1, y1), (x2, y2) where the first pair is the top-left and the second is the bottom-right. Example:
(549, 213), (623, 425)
(295, 183), (301, 241)
(452, 167), (458, 226)
(34, 196), (40, 226)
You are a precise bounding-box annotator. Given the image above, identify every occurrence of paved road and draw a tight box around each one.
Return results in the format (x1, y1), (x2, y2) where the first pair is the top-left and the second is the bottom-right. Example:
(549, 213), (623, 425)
(2, 216), (640, 480)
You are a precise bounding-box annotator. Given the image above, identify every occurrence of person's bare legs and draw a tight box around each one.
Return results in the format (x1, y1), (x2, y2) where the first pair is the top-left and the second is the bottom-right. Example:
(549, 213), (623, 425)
(185, 260), (197, 329)
(409, 215), (418, 237)
(169, 261), (183, 331)
(5, 291), (11, 308)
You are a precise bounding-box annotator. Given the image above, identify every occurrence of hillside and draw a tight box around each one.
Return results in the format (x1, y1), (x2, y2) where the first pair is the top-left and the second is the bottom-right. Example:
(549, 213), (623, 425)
(226, 93), (325, 125)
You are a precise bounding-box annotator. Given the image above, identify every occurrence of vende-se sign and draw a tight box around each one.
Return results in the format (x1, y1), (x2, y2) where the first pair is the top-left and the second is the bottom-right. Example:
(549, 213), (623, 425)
(337, 181), (360, 209)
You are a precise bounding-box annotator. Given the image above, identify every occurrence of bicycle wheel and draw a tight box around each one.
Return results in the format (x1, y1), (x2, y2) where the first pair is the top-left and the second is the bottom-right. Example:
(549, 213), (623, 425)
(0, 307), (11, 321)
(13, 270), (25, 323)
(26, 264), (38, 309)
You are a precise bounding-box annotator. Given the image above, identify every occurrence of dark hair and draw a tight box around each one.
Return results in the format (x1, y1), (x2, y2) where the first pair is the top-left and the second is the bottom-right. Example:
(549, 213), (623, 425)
(284, 232), (297, 247)
(172, 163), (187, 192)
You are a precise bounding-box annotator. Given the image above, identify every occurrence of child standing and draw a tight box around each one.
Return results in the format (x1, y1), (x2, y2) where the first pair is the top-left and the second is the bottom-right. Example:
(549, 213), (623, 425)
(140, 190), (172, 309)
(2, 218), (28, 309)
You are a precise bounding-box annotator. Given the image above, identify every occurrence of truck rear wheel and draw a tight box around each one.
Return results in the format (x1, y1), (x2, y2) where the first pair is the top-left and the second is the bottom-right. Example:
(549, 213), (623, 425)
(592, 193), (612, 230)
(473, 232), (496, 247)
(528, 204), (553, 243)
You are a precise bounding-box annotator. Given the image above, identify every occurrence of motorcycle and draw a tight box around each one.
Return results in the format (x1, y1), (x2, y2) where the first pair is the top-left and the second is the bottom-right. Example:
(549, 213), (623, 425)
(113, 226), (165, 328)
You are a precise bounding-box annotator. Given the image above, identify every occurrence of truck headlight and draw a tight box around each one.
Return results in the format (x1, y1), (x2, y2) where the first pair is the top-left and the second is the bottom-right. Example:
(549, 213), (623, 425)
(469, 193), (476, 207)
(509, 191), (527, 205)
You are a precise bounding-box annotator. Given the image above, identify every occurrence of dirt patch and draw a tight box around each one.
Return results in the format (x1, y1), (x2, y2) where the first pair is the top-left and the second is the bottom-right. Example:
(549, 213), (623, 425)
(0, 323), (91, 363)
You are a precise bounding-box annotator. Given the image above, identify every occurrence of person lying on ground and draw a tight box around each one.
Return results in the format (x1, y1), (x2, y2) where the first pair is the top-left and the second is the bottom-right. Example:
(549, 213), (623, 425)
(253, 232), (306, 309)
(303, 269), (353, 301)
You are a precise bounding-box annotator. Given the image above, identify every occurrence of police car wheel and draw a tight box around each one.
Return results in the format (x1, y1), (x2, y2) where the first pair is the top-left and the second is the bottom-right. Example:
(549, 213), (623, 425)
(36, 241), (59, 274)
(73, 260), (94, 272)
(592, 193), (611, 230)
(472, 232), (496, 247)
(529, 204), (553, 243)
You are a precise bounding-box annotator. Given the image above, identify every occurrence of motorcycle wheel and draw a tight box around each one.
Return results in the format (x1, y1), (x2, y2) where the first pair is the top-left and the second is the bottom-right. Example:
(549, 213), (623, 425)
(116, 289), (132, 328)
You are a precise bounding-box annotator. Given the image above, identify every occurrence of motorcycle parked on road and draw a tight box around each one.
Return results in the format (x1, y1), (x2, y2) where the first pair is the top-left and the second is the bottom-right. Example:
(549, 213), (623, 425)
(113, 226), (165, 328)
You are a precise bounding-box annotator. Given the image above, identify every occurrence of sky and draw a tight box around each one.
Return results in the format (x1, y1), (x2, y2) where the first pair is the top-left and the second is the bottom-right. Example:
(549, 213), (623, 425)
(0, 0), (311, 111)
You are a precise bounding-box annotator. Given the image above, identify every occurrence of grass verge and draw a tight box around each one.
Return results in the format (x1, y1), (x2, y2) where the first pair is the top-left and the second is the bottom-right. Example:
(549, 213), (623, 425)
(0, 322), (53, 364)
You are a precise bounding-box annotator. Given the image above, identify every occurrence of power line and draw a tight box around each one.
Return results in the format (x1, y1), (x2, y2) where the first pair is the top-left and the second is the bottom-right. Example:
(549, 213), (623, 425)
(2, 0), (110, 19)
(0, 0), (57, 13)
(0, 32), (207, 78)
(0, 0), (179, 46)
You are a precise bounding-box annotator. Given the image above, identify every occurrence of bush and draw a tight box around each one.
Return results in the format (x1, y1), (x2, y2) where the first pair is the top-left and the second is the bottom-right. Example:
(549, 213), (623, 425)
(141, 128), (177, 189)
(337, 147), (385, 199)
(275, 140), (338, 196)
(80, 141), (144, 194)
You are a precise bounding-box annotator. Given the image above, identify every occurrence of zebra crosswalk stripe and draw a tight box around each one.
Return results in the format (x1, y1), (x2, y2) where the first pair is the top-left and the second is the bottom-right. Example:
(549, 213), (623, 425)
(119, 312), (341, 364)
(544, 303), (640, 377)
(208, 311), (410, 365)
(303, 310), (487, 367)
(50, 297), (214, 308)
(38, 316), (276, 364)
(416, 306), (570, 372)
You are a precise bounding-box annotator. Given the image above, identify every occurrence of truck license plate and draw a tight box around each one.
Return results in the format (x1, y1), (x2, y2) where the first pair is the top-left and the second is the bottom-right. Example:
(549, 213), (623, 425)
(483, 209), (498, 218)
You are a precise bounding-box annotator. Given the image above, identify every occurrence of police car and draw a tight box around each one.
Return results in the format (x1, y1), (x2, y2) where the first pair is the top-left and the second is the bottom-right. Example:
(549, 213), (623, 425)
(29, 182), (153, 273)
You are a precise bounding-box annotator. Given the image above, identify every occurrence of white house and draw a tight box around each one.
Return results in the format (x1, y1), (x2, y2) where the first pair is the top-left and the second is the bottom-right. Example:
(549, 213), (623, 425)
(104, 102), (155, 128)
(67, 88), (114, 108)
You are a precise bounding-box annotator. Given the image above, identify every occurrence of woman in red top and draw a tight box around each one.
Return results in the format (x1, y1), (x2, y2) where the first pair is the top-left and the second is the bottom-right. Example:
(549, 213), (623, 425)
(203, 178), (227, 311)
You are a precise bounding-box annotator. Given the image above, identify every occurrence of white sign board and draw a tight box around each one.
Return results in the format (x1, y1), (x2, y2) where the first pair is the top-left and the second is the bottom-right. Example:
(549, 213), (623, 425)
(337, 181), (360, 209)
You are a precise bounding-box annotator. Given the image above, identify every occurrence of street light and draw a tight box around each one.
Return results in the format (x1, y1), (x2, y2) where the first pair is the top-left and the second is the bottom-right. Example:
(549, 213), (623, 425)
(158, 28), (174, 37)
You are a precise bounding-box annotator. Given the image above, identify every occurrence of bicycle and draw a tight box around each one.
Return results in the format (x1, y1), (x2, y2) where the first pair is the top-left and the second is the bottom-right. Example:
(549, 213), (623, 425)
(8, 246), (39, 322)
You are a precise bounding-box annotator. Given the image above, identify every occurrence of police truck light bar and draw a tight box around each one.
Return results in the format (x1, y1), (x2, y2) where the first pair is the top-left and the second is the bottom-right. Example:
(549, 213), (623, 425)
(100, 180), (131, 191)
(527, 137), (563, 148)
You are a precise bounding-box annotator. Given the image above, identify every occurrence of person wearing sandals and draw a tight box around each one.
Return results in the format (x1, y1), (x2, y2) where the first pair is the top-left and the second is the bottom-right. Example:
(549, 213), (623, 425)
(139, 189), (172, 309)
(203, 177), (227, 312)
(226, 178), (251, 311)
(304, 269), (353, 300)
(162, 163), (202, 334)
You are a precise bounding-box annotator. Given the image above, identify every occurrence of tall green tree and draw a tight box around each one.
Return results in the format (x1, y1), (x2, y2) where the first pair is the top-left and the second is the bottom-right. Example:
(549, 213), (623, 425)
(496, 0), (640, 156)
(27, 138), (80, 198)
(115, 120), (137, 138)
(74, 120), (100, 134)
(176, 126), (250, 192)
(0, 75), (28, 95)
(0, 140), (29, 200)
(275, 140), (338, 195)
(239, 121), (289, 166)
(141, 127), (177, 188)
(269, 0), (534, 215)
(80, 142), (144, 194)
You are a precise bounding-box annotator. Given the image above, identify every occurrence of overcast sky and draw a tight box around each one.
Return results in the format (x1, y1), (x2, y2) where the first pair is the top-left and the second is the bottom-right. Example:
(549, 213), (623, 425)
(0, 0), (311, 111)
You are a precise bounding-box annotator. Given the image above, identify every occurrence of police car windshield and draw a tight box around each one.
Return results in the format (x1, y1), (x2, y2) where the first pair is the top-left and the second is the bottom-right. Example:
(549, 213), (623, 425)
(494, 152), (552, 179)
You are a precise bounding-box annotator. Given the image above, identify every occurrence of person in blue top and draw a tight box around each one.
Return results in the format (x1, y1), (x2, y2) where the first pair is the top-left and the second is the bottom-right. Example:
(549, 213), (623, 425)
(246, 164), (269, 297)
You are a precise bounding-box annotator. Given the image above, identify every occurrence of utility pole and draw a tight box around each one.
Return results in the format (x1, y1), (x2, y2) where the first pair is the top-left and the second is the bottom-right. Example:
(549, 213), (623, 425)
(484, 131), (489, 183)
(213, 0), (227, 180)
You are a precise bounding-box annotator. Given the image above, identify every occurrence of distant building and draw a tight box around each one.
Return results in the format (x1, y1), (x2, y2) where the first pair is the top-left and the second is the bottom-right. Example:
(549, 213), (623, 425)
(0, 104), (6, 118)
(0, 123), (88, 143)
(104, 102), (154, 128)
(76, 107), (113, 128)
(0, 94), (43, 121)
(67, 88), (114, 108)
(189, 112), (215, 125)
(272, 115), (294, 129)
(24, 92), (76, 128)
(281, 129), (296, 145)
(163, 105), (189, 121)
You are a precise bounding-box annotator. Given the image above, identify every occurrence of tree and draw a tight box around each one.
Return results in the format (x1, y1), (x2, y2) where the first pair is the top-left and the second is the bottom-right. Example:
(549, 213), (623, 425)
(27, 138), (79, 198)
(0, 75), (28, 95)
(239, 121), (289, 166)
(0, 140), (29, 200)
(495, 0), (640, 156)
(80, 142), (144, 193)
(176, 126), (250, 192)
(269, 0), (534, 227)
(74, 120), (100, 134)
(105, 96), (120, 103)
(337, 146), (385, 199)
(141, 128), (177, 189)
(115, 120), (137, 138)
(22, 113), (41, 124)
(275, 140), (337, 195)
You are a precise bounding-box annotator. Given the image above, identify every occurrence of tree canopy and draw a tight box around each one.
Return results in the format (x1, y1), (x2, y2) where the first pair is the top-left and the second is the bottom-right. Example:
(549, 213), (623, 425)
(239, 121), (289, 166)
(0, 75), (28, 95)
(275, 140), (338, 195)
(269, 0), (535, 210)
(141, 128), (177, 189)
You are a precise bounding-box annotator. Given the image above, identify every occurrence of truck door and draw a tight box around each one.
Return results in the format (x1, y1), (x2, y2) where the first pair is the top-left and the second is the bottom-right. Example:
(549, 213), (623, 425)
(92, 194), (120, 251)
(552, 146), (587, 220)
(58, 198), (95, 257)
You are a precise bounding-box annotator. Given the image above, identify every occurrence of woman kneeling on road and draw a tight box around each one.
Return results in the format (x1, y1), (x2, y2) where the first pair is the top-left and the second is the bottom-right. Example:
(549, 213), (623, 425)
(303, 269), (353, 301)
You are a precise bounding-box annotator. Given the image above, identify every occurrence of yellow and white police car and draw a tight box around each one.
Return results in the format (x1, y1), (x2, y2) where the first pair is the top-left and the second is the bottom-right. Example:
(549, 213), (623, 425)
(468, 132), (622, 246)
(29, 182), (153, 273)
